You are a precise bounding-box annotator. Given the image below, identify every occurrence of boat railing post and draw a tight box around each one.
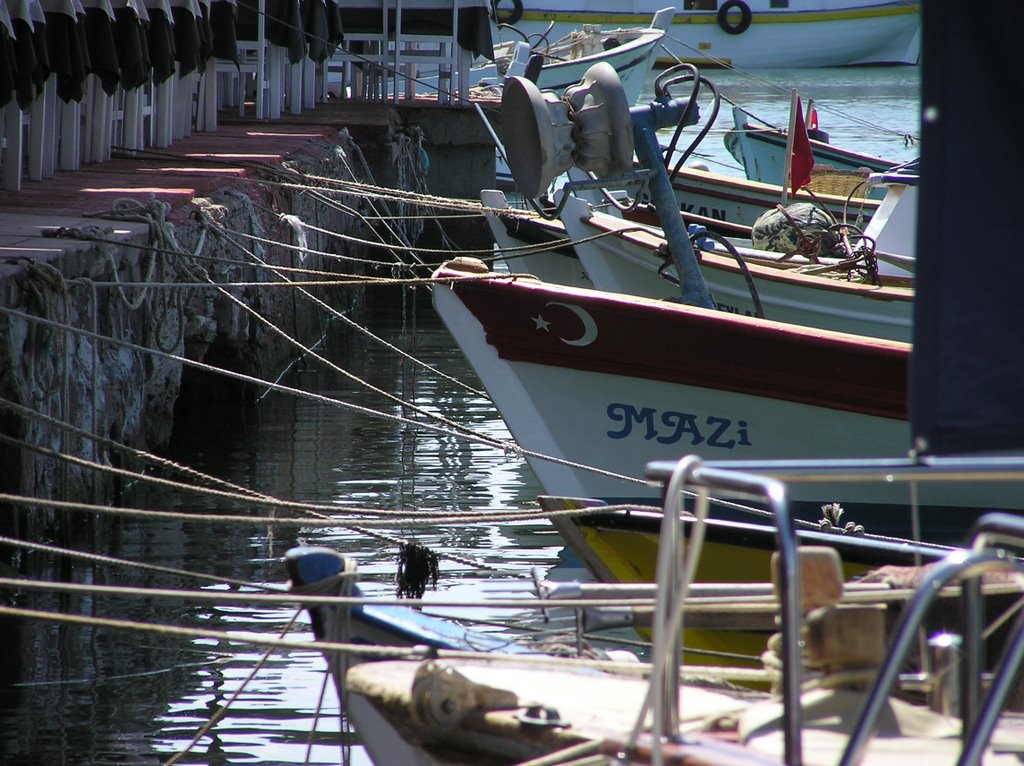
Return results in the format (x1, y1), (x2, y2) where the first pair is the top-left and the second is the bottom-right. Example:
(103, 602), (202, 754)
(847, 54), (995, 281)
(837, 547), (1024, 766)
(962, 513), (1024, 751)
(644, 458), (802, 766)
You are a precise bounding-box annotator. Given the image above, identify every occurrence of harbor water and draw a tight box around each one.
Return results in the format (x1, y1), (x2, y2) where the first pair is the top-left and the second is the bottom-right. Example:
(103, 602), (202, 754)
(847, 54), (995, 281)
(0, 65), (920, 765)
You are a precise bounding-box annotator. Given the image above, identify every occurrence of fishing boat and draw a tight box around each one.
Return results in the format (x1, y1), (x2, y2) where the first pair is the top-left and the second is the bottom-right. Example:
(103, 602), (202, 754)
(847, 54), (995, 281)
(617, 67), (888, 224)
(485, 68), (917, 314)
(483, 189), (914, 338)
(496, 63), (886, 229)
(559, 193), (915, 336)
(491, 0), (921, 69)
(660, 159), (882, 226)
(319, 5), (1024, 762)
(455, 60), (979, 536)
(475, 8), (673, 97)
(431, 255), (1024, 540)
(328, 459), (1024, 765)
(724, 104), (903, 192)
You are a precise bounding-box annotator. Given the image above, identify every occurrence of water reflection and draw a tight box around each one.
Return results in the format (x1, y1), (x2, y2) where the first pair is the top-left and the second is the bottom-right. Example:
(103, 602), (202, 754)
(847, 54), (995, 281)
(1, 286), (550, 766)
(1, 66), (923, 765)
(657, 66), (921, 174)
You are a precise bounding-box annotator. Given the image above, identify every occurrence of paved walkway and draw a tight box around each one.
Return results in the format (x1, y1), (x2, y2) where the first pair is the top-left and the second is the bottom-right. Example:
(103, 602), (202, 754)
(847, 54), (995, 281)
(0, 101), (402, 268)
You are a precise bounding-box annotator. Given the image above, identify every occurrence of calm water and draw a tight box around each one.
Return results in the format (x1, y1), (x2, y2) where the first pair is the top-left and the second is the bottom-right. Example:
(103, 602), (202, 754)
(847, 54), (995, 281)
(653, 65), (921, 172)
(0, 66), (920, 765)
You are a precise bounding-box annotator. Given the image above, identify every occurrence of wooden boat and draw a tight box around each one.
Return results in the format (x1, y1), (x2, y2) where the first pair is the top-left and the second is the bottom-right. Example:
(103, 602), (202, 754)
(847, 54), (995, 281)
(558, 193), (915, 338)
(493, 0), (921, 69)
(476, 9), (673, 98)
(497, 64), (886, 229)
(431, 256), (1022, 541)
(540, 494), (958, 670)
(332, 459), (1024, 765)
(331, 7), (1024, 761)
(486, 71), (917, 313)
(724, 104), (904, 193)
(466, 53), (1020, 541)
(660, 159), (881, 227)
(483, 189), (914, 339)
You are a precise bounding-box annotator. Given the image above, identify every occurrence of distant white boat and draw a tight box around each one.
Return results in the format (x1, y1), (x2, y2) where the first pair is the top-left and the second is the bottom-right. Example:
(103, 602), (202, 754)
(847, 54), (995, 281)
(492, 0), (921, 69)
(724, 104), (903, 191)
(478, 8), (673, 96)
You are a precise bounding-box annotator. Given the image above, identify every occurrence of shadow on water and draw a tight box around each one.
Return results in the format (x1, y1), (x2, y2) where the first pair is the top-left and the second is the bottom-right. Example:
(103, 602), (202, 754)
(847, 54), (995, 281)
(0, 284), (550, 765)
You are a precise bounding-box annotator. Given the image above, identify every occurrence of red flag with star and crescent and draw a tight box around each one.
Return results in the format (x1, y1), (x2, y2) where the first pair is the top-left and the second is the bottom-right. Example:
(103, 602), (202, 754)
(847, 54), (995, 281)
(790, 97), (814, 196)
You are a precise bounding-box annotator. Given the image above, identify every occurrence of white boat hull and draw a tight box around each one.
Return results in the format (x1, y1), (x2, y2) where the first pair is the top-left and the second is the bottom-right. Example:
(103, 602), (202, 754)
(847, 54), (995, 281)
(484, 25), (665, 98)
(497, 0), (921, 69)
(559, 195), (913, 340)
(432, 259), (1020, 539)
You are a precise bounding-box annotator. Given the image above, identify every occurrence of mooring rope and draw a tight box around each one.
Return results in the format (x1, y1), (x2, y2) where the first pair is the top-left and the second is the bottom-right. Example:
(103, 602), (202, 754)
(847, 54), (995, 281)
(0, 602), (770, 684)
(0, 395), (531, 575)
(0, 305), (646, 490)
(196, 205), (488, 398)
(0, 534), (272, 589)
(0, 491), (567, 528)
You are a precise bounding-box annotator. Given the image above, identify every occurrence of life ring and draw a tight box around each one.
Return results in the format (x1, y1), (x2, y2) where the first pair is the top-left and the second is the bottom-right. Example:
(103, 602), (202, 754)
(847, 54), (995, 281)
(717, 0), (751, 35)
(492, 0), (524, 27)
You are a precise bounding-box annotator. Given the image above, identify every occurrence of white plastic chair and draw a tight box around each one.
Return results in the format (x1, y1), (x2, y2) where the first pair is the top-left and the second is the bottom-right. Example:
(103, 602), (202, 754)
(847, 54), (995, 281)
(325, 0), (390, 100)
(392, 0), (464, 103)
(217, 0), (274, 117)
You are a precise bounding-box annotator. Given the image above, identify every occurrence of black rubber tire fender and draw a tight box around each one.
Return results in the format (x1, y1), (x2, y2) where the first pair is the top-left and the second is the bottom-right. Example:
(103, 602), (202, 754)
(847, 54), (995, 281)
(493, 0), (524, 27)
(717, 0), (752, 35)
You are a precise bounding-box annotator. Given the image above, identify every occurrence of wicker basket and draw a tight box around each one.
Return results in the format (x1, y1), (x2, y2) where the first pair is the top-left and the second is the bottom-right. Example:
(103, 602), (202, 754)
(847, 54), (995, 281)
(805, 164), (871, 199)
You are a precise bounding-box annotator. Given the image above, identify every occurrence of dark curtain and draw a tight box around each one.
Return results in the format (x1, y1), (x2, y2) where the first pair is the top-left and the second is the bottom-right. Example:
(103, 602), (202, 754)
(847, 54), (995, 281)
(83, 6), (120, 95)
(303, 0), (329, 63)
(147, 6), (176, 83)
(909, 5), (1024, 454)
(10, 17), (39, 108)
(112, 5), (150, 90)
(266, 0), (306, 64)
(171, 5), (201, 75)
(0, 25), (15, 108)
(210, 0), (239, 64)
(44, 11), (91, 103)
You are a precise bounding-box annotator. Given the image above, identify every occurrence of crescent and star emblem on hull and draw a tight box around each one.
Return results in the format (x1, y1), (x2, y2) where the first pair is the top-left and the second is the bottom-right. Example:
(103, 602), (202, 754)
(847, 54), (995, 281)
(532, 302), (598, 347)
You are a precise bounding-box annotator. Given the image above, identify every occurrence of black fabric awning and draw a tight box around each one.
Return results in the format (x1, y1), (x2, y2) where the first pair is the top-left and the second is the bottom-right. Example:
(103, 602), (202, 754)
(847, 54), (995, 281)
(11, 16), (40, 108)
(171, 4), (201, 74)
(83, 6), (120, 95)
(266, 0), (306, 64)
(0, 23), (16, 108)
(209, 0), (238, 63)
(909, 4), (1024, 455)
(146, 5), (174, 83)
(44, 10), (90, 102)
(112, 4), (149, 89)
(302, 0), (329, 63)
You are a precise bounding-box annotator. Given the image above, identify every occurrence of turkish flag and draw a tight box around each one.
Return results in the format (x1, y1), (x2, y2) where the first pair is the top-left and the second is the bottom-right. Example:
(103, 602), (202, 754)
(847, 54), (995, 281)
(790, 98), (814, 195)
